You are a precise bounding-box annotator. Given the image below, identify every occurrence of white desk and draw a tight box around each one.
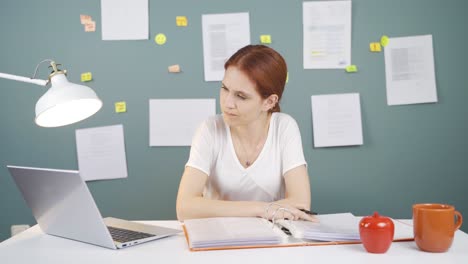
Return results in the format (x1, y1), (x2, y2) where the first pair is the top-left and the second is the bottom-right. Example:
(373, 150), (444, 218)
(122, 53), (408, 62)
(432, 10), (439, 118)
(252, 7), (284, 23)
(1, 220), (467, 264)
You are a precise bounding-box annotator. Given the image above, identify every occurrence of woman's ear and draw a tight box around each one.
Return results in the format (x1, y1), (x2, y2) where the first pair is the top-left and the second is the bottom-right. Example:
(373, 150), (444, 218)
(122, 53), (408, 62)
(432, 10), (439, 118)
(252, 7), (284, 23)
(263, 94), (279, 111)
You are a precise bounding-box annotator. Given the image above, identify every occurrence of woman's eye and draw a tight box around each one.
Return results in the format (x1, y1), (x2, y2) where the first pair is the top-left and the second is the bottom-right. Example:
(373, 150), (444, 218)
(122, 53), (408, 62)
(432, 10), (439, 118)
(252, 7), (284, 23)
(237, 94), (246, 100)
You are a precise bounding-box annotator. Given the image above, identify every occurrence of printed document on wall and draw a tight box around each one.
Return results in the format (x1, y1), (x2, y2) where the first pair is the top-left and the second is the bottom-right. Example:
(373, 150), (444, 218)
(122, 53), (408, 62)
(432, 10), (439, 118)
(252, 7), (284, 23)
(76, 124), (128, 181)
(202, 12), (250, 81)
(149, 99), (216, 146)
(311, 93), (363, 148)
(303, 1), (351, 69)
(101, 0), (148, 40)
(384, 35), (438, 105)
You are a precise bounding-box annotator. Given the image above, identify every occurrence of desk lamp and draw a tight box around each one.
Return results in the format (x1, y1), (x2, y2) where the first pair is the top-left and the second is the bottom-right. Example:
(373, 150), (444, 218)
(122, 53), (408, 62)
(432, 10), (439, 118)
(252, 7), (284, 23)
(0, 59), (103, 127)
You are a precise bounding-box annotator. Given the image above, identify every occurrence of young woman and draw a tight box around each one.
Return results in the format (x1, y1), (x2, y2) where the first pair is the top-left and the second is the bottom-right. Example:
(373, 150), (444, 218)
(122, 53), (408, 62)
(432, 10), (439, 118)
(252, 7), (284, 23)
(176, 45), (316, 222)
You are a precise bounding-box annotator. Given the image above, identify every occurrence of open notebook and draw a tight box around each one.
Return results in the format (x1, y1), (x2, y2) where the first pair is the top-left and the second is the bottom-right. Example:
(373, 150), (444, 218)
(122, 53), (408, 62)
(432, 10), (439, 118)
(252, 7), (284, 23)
(182, 213), (414, 251)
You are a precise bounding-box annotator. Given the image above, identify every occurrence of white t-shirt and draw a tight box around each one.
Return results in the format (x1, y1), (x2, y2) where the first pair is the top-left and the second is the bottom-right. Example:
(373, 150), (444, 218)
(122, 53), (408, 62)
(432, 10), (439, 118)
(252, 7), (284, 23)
(186, 112), (307, 202)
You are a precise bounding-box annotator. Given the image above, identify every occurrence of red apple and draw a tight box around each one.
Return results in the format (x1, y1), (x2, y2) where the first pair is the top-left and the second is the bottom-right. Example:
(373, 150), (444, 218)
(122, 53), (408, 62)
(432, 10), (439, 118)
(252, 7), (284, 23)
(359, 211), (395, 253)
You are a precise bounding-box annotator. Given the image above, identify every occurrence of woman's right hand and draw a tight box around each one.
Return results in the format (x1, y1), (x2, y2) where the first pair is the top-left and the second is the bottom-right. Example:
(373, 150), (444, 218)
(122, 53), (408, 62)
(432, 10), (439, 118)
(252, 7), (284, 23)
(263, 203), (319, 222)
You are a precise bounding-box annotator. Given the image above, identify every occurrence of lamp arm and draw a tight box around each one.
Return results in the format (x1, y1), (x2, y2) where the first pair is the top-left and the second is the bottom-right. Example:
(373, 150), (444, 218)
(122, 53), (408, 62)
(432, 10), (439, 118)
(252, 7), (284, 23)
(0, 59), (58, 87)
(0, 72), (47, 86)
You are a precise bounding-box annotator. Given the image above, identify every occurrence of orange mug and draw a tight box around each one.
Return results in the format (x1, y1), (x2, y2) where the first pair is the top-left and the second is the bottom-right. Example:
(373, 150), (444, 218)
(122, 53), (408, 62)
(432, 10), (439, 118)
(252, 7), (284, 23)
(413, 203), (463, 252)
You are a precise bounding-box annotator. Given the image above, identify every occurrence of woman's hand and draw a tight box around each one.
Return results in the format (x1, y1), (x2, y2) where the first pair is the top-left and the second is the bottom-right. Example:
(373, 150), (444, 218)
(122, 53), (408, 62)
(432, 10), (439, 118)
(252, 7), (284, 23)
(263, 203), (319, 222)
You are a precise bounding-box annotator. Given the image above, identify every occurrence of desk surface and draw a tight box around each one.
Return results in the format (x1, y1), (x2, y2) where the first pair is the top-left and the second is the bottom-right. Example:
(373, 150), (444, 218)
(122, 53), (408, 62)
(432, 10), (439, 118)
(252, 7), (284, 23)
(1, 220), (467, 264)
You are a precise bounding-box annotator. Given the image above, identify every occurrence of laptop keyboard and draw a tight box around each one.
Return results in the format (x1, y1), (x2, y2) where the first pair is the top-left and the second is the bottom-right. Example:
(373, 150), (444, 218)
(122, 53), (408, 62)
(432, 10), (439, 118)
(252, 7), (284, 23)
(107, 226), (156, 243)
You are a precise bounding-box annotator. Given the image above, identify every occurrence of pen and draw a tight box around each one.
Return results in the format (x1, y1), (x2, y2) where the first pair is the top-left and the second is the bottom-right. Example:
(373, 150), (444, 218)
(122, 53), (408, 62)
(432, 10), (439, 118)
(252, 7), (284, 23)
(300, 209), (318, 215)
(280, 227), (291, 236)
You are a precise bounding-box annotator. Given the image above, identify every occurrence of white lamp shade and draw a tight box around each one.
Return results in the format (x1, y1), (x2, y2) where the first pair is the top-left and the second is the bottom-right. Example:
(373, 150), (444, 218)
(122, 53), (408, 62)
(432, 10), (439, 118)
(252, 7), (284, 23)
(35, 74), (102, 127)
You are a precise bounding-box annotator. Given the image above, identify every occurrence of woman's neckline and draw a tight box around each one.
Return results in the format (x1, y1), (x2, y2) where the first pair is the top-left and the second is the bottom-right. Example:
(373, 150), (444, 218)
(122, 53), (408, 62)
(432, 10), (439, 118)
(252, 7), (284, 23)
(226, 113), (276, 170)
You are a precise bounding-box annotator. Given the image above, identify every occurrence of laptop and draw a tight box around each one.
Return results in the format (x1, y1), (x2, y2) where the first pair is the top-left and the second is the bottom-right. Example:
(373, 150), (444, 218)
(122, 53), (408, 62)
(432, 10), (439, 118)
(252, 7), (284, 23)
(7, 165), (181, 249)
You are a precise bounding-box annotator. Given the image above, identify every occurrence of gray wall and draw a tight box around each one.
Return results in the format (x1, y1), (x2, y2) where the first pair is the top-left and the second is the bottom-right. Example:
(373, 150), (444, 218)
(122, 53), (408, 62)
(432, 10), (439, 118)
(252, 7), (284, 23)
(1, 0), (467, 241)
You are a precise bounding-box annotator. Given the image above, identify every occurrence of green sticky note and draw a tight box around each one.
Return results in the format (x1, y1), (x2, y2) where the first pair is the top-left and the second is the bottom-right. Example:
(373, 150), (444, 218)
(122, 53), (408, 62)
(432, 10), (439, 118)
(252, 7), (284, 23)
(345, 65), (358, 73)
(260, 35), (272, 44)
(381, 35), (389, 47)
(115, 101), (127, 113)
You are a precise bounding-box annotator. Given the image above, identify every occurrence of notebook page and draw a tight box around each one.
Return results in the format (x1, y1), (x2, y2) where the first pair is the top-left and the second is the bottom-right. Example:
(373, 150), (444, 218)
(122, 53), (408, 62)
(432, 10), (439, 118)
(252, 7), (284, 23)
(392, 219), (414, 240)
(278, 213), (414, 242)
(277, 213), (360, 241)
(184, 217), (283, 248)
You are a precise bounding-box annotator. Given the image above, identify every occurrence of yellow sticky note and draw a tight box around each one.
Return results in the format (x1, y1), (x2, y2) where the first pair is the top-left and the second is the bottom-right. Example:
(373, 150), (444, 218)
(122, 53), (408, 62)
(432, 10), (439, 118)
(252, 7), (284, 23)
(380, 35), (389, 47)
(115, 102), (126, 113)
(176, 16), (188, 27)
(260, 35), (272, 44)
(369, 42), (382, 52)
(345, 65), (358, 73)
(81, 72), (92, 82)
(155, 33), (167, 45)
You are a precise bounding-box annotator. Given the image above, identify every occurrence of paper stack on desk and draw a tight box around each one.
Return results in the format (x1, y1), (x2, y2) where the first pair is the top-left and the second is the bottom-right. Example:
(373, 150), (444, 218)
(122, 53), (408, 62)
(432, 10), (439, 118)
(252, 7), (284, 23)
(182, 213), (414, 251)
(277, 213), (360, 241)
(183, 217), (283, 249)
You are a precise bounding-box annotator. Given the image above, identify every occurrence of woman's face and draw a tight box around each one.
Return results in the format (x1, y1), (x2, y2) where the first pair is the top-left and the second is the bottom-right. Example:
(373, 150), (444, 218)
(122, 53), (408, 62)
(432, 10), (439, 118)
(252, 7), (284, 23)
(220, 66), (270, 127)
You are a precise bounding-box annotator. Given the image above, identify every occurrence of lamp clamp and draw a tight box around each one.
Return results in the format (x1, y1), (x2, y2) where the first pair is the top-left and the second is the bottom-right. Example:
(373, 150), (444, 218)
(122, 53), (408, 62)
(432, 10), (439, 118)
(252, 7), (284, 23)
(47, 61), (67, 81)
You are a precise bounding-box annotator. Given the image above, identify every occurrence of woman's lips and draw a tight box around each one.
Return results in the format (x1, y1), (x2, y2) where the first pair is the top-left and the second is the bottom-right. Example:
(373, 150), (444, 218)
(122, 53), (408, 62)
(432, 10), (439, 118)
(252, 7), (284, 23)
(223, 111), (237, 117)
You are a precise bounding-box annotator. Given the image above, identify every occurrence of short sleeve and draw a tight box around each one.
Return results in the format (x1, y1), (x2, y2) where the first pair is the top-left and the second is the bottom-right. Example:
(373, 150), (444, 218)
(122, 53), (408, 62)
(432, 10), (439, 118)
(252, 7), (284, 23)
(280, 116), (307, 175)
(185, 119), (215, 176)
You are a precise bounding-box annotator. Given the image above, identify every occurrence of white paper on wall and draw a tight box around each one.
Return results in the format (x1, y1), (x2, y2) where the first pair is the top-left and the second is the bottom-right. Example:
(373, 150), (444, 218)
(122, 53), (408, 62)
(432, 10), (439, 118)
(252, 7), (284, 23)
(384, 34), (438, 105)
(311, 93), (363, 148)
(202, 12), (250, 81)
(149, 99), (216, 146)
(101, 0), (148, 40)
(76, 124), (128, 181)
(303, 1), (352, 69)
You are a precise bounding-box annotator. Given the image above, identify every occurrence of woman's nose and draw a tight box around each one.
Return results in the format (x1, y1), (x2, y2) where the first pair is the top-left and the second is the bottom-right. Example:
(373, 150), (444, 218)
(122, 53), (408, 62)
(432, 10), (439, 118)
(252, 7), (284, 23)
(224, 93), (236, 109)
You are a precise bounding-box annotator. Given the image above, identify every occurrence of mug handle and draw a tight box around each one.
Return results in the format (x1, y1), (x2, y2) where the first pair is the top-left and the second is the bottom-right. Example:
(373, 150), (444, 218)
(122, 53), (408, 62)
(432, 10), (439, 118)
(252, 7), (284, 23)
(454, 210), (463, 230)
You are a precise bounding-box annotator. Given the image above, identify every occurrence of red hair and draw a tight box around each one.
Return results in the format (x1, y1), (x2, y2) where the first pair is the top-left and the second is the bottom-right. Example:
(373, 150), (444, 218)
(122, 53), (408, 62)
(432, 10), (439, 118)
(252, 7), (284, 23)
(224, 45), (287, 112)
